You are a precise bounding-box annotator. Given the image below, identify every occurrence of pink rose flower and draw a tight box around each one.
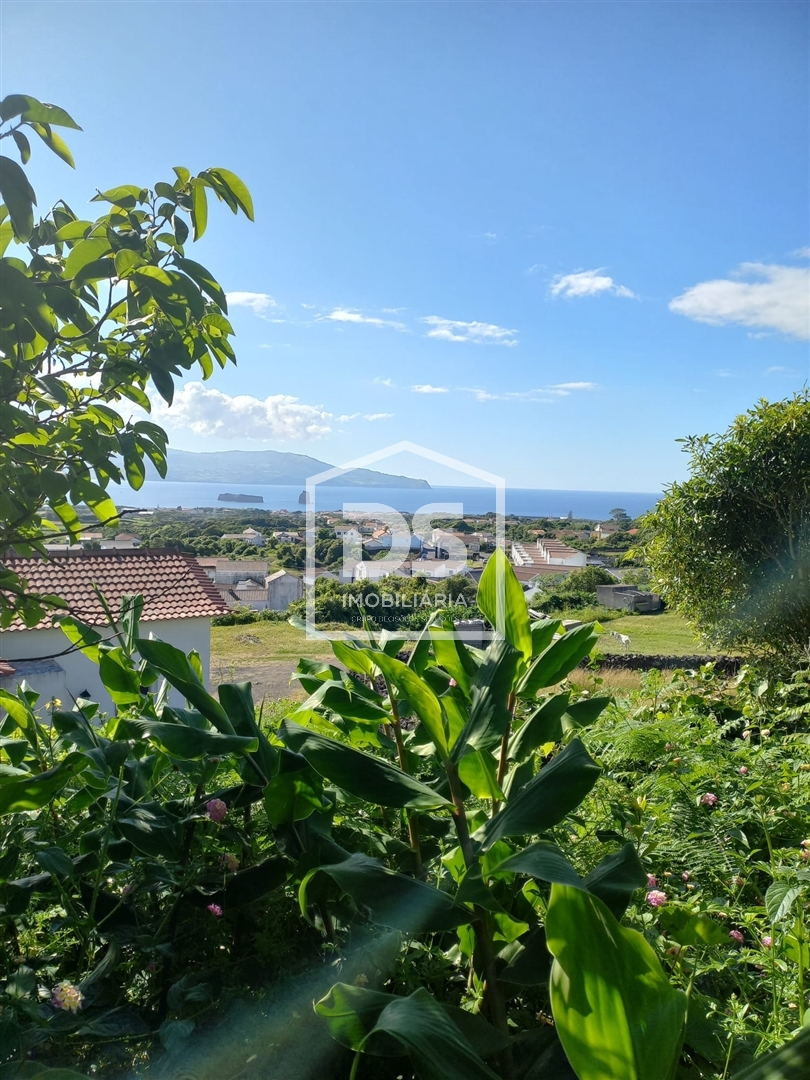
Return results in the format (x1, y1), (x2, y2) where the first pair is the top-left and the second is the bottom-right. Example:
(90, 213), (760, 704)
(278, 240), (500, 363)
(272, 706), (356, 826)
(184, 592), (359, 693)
(700, 793), (718, 807)
(729, 929), (744, 944)
(762, 936), (773, 948)
(738, 766), (749, 775)
(206, 798), (227, 823)
(647, 890), (667, 907)
(207, 903), (223, 916)
(647, 874), (657, 887)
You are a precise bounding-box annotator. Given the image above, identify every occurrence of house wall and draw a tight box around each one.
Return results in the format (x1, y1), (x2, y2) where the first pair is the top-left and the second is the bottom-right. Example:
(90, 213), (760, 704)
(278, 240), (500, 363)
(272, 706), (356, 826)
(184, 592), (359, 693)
(267, 574), (303, 611)
(0, 616), (213, 716)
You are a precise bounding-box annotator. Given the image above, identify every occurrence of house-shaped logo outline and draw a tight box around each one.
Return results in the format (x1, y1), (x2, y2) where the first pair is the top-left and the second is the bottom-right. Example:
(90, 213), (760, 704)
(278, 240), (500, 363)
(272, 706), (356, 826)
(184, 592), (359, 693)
(305, 440), (506, 641)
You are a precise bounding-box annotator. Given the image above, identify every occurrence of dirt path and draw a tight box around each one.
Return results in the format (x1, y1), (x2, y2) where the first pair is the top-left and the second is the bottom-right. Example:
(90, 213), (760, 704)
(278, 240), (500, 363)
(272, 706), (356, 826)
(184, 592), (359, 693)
(210, 660), (306, 704)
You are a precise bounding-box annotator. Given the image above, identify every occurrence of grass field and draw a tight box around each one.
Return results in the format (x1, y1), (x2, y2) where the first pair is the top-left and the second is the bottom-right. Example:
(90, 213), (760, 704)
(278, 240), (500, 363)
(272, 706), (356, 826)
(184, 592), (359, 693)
(211, 620), (337, 666)
(596, 611), (718, 655)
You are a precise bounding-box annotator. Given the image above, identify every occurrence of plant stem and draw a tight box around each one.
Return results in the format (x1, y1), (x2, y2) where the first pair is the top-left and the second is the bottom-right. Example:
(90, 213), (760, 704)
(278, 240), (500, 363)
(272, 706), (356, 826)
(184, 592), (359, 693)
(385, 676), (423, 877)
(492, 692), (516, 817)
(446, 761), (514, 1079)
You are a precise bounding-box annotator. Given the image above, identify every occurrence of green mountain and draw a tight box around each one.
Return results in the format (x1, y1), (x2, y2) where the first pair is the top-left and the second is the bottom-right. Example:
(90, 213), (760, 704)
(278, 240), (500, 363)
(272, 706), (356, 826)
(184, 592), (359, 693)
(153, 449), (431, 489)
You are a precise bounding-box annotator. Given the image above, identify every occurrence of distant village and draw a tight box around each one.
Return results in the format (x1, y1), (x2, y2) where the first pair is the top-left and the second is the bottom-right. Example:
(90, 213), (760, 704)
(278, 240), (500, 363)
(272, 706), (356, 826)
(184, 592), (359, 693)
(0, 505), (659, 710)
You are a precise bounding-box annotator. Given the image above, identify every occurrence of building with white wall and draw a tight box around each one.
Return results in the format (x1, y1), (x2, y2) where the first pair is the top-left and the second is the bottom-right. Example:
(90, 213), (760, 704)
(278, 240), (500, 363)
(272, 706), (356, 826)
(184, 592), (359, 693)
(0, 550), (226, 715)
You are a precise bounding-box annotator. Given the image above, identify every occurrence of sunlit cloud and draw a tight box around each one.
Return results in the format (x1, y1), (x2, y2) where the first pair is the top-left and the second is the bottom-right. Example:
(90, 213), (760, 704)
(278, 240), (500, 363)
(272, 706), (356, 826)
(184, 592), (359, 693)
(149, 382), (334, 440)
(322, 309), (407, 331)
(462, 382), (597, 403)
(421, 316), (518, 347)
(364, 412), (394, 421)
(549, 269), (637, 300)
(411, 384), (449, 394)
(669, 263), (810, 340)
(226, 292), (278, 314)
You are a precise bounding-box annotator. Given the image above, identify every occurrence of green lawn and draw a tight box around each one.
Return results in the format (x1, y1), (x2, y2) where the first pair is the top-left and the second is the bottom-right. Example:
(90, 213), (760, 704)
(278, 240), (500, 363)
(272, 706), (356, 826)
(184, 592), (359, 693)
(597, 611), (719, 655)
(211, 620), (337, 665)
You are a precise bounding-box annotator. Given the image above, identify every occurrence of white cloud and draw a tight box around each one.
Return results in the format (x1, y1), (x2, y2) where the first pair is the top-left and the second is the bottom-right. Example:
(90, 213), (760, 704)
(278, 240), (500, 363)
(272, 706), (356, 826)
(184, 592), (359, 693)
(793, 247), (810, 258)
(323, 308), (407, 331)
(525, 264), (541, 276)
(374, 377), (396, 387)
(548, 381), (598, 392)
(483, 231), (498, 240)
(462, 382), (597, 403)
(411, 384), (449, 394)
(421, 316), (518, 347)
(767, 365), (788, 373)
(364, 412), (394, 421)
(226, 292), (277, 314)
(549, 269), (637, 300)
(381, 307), (406, 314)
(300, 302), (316, 309)
(150, 382), (334, 441)
(669, 263), (810, 340)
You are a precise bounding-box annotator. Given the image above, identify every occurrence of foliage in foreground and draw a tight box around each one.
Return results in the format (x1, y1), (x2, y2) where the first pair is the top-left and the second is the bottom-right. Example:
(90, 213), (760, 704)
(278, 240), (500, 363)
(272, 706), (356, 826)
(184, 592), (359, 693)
(0, 94), (253, 628)
(0, 559), (808, 1079)
(642, 392), (810, 658)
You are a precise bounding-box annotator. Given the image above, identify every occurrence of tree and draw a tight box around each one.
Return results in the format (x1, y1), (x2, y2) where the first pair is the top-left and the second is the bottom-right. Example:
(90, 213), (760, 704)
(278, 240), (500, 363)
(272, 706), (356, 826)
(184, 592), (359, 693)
(609, 508), (631, 528)
(642, 393), (810, 655)
(0, 94), (253, 626)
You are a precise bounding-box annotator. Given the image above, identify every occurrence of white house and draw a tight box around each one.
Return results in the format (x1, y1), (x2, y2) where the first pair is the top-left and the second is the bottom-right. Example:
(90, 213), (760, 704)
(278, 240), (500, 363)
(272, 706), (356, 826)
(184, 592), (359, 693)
(220, 527), (265, 546)
(334, 526), (362, 542)
(0, 550), (227, 714)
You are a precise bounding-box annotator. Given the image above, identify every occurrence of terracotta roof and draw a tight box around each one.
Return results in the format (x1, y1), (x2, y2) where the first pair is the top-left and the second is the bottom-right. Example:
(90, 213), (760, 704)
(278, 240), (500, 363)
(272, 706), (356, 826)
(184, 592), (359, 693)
(2, 550), (227, 631)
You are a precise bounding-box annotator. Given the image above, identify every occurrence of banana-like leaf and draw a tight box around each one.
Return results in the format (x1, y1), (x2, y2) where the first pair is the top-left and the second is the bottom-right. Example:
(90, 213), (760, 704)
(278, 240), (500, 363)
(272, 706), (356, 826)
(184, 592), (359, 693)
(280, 720), (452, 809)
(430, 619), (476, 699)
(730, 1025), (810, 1079)
(516, 624), (599, 698)
(371, 652), (448, 757)
(315, 983), (502, 1079)
(546, 884), (687, 1080)
(135, 638), (235, 734)
(0, 753), (89, 816)
(509, 693), (571, 762)
(478, 739), (601, 850)
(218, 681), (278, 782)
(458, 748), (504, 800)
(477, 549), (532, 661)
(113, 718), (257, 759)
(451, 637), (520, 761)
(294, 677), (390, 725)
(530, 618), (563, 656)
(301, 853), (468, 933)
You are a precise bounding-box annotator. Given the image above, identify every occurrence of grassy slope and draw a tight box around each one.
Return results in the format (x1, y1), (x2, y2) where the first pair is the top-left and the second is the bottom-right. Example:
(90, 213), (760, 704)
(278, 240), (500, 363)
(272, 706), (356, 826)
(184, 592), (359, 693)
(596, 611), (718, 655)
(211, 621), (337, 666)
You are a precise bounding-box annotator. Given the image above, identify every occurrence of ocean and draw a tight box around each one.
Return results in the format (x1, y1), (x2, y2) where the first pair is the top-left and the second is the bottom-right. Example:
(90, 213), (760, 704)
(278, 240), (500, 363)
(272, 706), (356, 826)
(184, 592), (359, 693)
(119, 481), (661, 520)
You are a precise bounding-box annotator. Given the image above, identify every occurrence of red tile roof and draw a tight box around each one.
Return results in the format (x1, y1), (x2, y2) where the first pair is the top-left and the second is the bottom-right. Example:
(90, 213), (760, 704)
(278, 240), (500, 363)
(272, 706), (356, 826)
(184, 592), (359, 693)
(2, 550), (227, 630)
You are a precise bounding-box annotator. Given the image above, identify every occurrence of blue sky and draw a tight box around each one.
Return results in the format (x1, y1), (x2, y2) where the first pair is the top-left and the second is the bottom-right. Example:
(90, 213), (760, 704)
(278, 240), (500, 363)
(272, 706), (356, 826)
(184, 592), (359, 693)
(3, 1), (809, 490)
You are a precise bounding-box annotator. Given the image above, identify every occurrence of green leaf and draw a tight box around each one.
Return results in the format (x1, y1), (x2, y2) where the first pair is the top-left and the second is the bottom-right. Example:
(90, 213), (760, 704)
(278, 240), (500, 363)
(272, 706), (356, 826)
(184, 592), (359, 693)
(206, 168), (255, 220)
(12, 130), (31, 164)
(280, 720), (452, 809)
(491, 840), (583, 888)
(730, 1025), (810, 1080)
(451, 637), (520, 760)
(477, 549), (532, 661)
(0, 688), (40, 748)
(99, 648), (141, 706)
(316, 984), (500, 1080)
(203, 856), (288, 910)
(29, 122), (75, 168)
(54, 615), (101, 663)
(174, 256), (228, 310)
(63, 236), (111, 278)
(430, 621), (475, 698)
(191, 178), (208, 240)
(0, 155), (36, 241)
(516, 623), (599, 698)
(372, 652), (448, 757)
(530, 618), (563, 656)
(264, 767), (325, 825)
(478, 738), (601, 850)
(765, 881), (804, 924)
(656, 905), (729, 947)
(303, 853), (468, 933)
(546, 884), (688, 1080)
(0, 94), (82, 128)
(135, 638), (235, 734)
(581, 844), (647, 920)
(458, 748), (504, 800)
(0, 754), (89, 815)
(114, 718), (258, 759)
(508, 692), (572, 762)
